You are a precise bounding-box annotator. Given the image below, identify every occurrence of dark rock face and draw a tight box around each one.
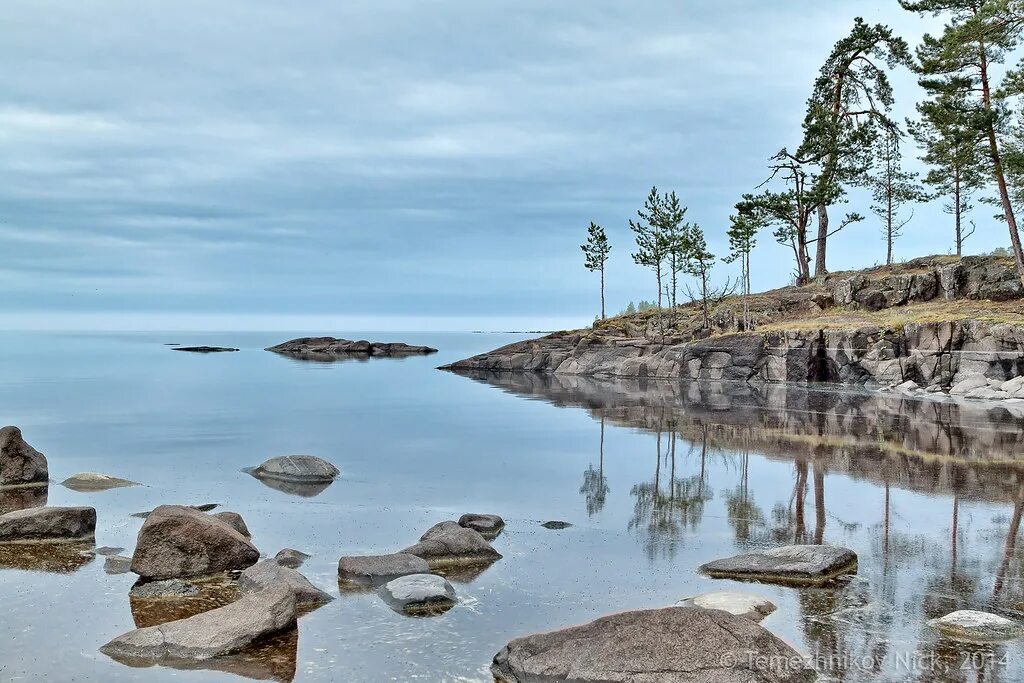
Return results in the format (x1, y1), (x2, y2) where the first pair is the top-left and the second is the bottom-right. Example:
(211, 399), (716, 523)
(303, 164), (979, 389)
(0, 426), (48, 487)
(171, 346), (239, 353)
(491, 606), (816, 683)
(401, 521), (502, 569)
(0, 485), (47, 515)
(700, 544), (858, 585)
(238, 559), (333, 608)
(265, 337), (437, 362)
(338, 552), (430, 587)
(0, 506), (96, 543)
(457, 513), (505, 539)
(131, 505), (260, 580)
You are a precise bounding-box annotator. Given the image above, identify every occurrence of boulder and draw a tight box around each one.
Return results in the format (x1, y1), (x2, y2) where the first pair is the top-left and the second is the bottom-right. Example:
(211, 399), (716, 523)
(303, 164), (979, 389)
(238, 559), (333, 608)
(212, 512), (250, 539)
(963, 387), (1010, 400)
(541, 520), (572, 529)
(100, 585), (296, 662)
(95, 546), (125, 556)
(458, 513), (505, 539)
(378, 574), (456, 615)
(338, 552), (429, 587)
(245, 455), (339, 483)
(676, 591), (777, 622)
(0, 485), (48, 515)
(265, 337), (437, 361)
(699, 544), (857, 585)
(104, 555), (133, 575)
(130, 505), (259, 580)
(0, 426), (48, 486)
(0, 506), (96, 544)
(1001, 376), (1024, 394)
(130, 579), (201, 599)
(274, 548), (310, 569)
(928, 610), (1024, 643)
(401, 521), (502, 568)
(60, 472), (140, 492)
(132, 503), (219, 519)
(491, 606), (815, 683)
(950, 374), (989, 396)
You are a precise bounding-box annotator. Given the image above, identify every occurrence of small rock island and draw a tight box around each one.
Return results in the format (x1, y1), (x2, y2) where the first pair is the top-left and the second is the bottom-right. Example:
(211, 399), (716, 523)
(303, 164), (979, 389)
(265, 337), (437, 362)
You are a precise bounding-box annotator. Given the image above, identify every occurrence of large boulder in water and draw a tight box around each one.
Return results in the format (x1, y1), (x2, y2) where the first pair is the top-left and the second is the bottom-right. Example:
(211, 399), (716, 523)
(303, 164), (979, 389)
(0, 426), (48, 487)
(378, 574), (456, 615)
(0, 506), (96, 543)
(238, 559), (333, 608)
(131, 505), (259, 580)
(401, 520), (502, 568)
(458, 513), (505, 539)
(699, 544), (857, 585)
(100, 585), (296, 663)
(491, 606), (815, 682)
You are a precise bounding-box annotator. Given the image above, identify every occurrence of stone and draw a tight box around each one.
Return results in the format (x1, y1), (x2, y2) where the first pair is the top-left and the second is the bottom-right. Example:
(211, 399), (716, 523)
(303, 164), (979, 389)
(1001, 376), (1024, 394)
(274, 548), (310, 569)
(401, 521), (502, 568)
(212, 512), (250, 539)
(130, 579), (201, 598)
(60, 472), (140, 492)
(895, 380), (919, 393)
(104, 555), (133, 575)
(928, 610), (1024, 643)
(458, 513), (505, 539)
(491, 606), (815, 683)
(676, 591), (777, 622)
(244, 455), (339, 483)
(95, 546), (125, 556)
(541, 520), (572, 529)
(0, 426), (48, 487)
(963, 387), (1009, 400)
(130, 505), (260, 580)
(100, 585), (296, 662)
(131, 503), (219, 519)
(950, 374), (989, 396)
(238, 559), (333, 608)
(378, 574), (456, 615)
(0, 506), (96, 544)
(265, 337), (437, 362)
(338, 552), (430, 587)
(700, 544), (858, 585)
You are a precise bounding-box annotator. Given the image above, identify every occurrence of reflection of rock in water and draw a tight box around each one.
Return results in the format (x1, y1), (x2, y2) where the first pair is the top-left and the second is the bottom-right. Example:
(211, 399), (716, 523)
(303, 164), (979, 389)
(0, 485), (47, 514)
(243, 472), (334, 497)
(129, 580), (241, 628)
(105, 626), (298, 682)
(0, 541), (93, 573)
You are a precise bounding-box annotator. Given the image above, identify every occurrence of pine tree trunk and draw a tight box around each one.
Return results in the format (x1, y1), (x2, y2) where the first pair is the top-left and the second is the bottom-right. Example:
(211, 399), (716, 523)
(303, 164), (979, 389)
(600, 267), (605, 320)
(886, 184), (894, 266)
(954, 171), (962, 258)
(814, 204), (829, 280)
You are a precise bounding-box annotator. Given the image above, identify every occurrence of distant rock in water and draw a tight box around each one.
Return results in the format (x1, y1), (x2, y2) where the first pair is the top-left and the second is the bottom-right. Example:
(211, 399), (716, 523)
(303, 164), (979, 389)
(700, 544), (858, 586)
(0, 426), (48, 487)
(61, 472), (140, 492)
(541, 520), (572, 530)
(172, 346), (239, 353)
(243, 455), (339, 497)
(265, 337), (437, 362)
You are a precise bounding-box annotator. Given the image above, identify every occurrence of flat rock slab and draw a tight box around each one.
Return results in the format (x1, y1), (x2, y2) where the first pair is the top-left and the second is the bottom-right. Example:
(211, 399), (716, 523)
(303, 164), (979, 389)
(458, 513), (505, 539)
(0, 506), (96, 544)
(130, 579), (201, 599)
(491, 606), (815, 682)
(130, 505), (259, 580)
(61, 472), (140, 492)
(275, 548), (310, 569)
(929, 610), (1024, 643)
(338, 552), (430, 587)
(172, 346), (239, 353)
(101, 585), (296, 663)
(700, 544), (857, 585)
(676, 591), (777, 622)
(378, 574), (456, 615)
(0, 426), (48, 487)
(239, 559), (333, 608)
(401, 521), (502, 568)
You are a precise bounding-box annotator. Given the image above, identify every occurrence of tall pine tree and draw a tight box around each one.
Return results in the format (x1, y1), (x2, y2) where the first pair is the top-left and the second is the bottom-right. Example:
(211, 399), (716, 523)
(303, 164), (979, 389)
(581, 222), (611, 320)
(866, 129), (927, 265)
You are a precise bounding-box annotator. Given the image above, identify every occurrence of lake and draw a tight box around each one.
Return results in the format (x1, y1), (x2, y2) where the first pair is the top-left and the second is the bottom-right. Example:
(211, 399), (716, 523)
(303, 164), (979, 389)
(0, 331), (1022, 682)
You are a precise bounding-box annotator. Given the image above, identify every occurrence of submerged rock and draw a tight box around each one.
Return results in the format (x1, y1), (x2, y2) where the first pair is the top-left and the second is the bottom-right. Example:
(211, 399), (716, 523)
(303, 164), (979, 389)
(171, 346), (239, 353)
(274, 548), (310, 569)
(95, 546), (125, 556)
(700, 544), (857, 585)
(131, 503), (219, 520)
(265, 337), (437, 362)
(458, 513), (505, 539)
(338, 552), (430, 587)
(491, 606), (815, 682)
(0, 506), (96, 544)
(0, 426), (48, 487)
(245, 455), (339, 482)
(130, 579), (201, 599)
(239, 559), (333, 608)
(929, 610), (1024, 643)
(676, 591), (777, 622)
(131, 505), (259, 580)
(211, 512), (250, 539)
(60, 472), (140, 492)
(101, 585), (296, 663)
(104, 555), (133, 575)
(401, 521), (502, 568)
(378, 574), (456, 615)
(541, 520), (572, 530)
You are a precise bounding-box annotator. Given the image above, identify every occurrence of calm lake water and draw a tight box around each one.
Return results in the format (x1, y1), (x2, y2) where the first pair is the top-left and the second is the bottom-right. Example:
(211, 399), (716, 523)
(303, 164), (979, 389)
(0, 331), (1022, 682)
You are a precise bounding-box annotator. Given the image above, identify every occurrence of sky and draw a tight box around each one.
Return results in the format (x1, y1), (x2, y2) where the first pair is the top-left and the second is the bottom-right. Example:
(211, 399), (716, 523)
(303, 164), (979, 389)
(0, 1), (1011, 331)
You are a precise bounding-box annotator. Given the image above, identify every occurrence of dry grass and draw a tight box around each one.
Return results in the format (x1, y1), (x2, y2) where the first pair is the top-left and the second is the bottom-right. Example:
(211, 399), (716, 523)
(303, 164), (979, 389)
(758, 300), (1024, 333)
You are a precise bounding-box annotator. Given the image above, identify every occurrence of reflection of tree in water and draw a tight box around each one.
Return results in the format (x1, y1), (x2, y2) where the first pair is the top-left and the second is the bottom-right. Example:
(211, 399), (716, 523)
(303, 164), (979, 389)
(628, 425), (713, 561)
(723, 450), (769, 547)
(580, 416), (610, 516)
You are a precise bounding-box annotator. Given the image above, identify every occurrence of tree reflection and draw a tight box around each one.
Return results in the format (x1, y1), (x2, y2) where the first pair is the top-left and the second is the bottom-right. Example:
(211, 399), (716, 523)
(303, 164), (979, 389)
(580, 416), (610, 516)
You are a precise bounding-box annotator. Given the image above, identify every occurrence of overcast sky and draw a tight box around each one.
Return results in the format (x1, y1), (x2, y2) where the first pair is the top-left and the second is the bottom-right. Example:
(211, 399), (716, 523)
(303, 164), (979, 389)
(0, 1), (1005, 330)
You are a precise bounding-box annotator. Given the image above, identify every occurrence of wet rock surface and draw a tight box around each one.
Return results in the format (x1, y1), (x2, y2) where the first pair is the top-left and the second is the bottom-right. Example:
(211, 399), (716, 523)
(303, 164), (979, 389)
(60, 472), (140, 492)
(104, 555), (133, 575)
(274, 548), (310, 569)
(491, 605), (815, 682)
(130, 579), (201, 599)
(928, 610), (1024, 643)
(244, 455), (339, 483)
(541, 520), (572, 529)
(131, 503), (219, 519)
(338, 552), (430, 587)
(239, 559), (333, 608)
(172, 346), (239, 353)
(211, 511), (250, 539)
(0, 506), (96, 543)
(700, 544), (858, 585)
(378, 574), (456, 615)
(457, 512), (505, 538)
(0, 426), (48, 487)
(401, 521), (502, 568)
(266, 337), (437, 362)
(676, 591), (777, 622)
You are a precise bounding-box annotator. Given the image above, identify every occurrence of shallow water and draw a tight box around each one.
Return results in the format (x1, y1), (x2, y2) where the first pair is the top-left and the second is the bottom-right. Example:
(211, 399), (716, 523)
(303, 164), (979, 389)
(0, 331), (1022, 682)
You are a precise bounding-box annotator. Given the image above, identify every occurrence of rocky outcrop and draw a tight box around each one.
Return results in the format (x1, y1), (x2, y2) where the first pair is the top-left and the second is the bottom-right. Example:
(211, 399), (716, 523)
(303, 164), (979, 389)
(491, 606), (815, 682)
(266, 337), (437, 362)
(131, 505), (260, 580)
(0, 426), (48, 487)
(0, 506), (96, 544)
(699, 544), (858, 585)
(401, 521), (502, 569)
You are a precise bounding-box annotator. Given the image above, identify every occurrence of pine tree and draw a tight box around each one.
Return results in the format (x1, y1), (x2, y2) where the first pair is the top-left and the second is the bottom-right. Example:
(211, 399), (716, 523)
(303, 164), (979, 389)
(659, 191), (690, 310)
(682, 224), (731, 330)
(866, 130), (928, 265)
(630, 187), (669, 308)
(901, 0), (1024, 283)
(724, 211), (762, 330)
(581, 222), (611, 319)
